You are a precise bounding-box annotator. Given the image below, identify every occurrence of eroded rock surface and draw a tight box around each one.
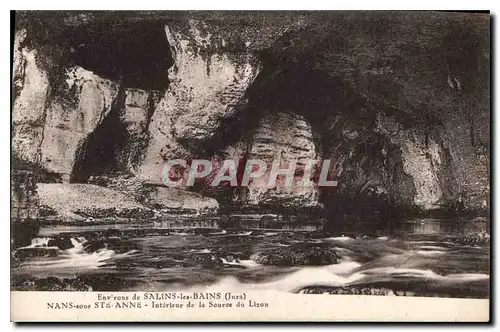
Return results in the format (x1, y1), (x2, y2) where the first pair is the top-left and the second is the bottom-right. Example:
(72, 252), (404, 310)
(37, 183), (154, 223)
(146, 186), (219, 213)
(118, 88), (162, 170)
(12, 29), (50, 165)
(251, 244), (340, 266)
(138, 21), (261, 184)
(41, 67), (120, 177)
(243, 112), (320, 209)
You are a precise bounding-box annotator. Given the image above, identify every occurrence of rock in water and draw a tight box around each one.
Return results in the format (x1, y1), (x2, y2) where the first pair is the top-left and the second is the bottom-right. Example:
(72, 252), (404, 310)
(194, 254), (224, 269)
(14, 247), (59, 261)
(47, 236), (74, 250)
(251, 245), (340, 266)
(453, 231), (490, 246)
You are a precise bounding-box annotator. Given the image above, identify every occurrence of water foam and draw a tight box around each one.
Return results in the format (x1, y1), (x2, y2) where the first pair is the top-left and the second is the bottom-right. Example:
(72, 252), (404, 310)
(16, 237), (137, 274)
(415, 250), (447, 256)
(220, 258), (262, 268)
(208, 230), (227, 235)
(18, 237), (54, 249)
(324, 236), (353, 242)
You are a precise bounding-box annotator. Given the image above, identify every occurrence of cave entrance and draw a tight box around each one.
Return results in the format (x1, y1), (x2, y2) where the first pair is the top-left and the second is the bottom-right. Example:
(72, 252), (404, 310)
(70, 88), (127, 183)
(195, 66), (413, 225)
(64, 20), (173, 182)
(59, 20), (173, 90)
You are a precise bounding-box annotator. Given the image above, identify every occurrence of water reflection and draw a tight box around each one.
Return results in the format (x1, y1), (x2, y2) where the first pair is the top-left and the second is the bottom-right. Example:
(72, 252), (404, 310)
(386, 218), (488, 236)
(388, 219), (455, 235)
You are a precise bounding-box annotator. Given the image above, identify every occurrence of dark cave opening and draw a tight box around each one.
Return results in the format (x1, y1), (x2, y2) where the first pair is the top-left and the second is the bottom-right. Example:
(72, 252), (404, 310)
(187, 67), (357, 157)
(185, 65), (409, 224)
(177, 67), (354, 210)
(58, 21), (173, 91)
(70, 88), (129, 183)
(53, 20), (174, 182)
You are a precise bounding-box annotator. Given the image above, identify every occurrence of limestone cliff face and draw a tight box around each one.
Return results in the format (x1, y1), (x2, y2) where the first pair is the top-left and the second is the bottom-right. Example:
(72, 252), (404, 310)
(374, 113), (448, 210)
(118, 88), (162, 171)
(11, 171), (40, 221)
(243, 112), (320, 208)
(165, 22), (261, 143)
(42, 66), (119, 176)
(12, 12), (490, 220)
(11, 170), (40, 247)
(12, 29), (50, 165)
(139, 22), (261, 184)
(12, 27), (120, 178)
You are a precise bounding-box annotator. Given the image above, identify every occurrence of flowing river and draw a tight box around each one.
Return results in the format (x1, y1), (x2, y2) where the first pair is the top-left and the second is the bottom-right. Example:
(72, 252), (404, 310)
(11, 218), (490, 298)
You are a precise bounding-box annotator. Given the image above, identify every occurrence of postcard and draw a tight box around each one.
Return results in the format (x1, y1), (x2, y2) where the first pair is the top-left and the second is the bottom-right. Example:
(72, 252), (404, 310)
(10, 10), (490, 322)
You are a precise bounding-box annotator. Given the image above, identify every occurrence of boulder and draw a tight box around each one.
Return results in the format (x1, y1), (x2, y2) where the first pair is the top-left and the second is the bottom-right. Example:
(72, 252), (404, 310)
(37, 183), (154, 223)
(47, 236), (74, 250)
(452, 231), (490, 246)
(251, 244), (340, 266)
(14, 247), (59, 261)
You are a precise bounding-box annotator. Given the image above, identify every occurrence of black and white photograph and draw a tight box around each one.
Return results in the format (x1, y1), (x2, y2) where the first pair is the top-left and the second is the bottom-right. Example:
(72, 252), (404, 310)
(9, 10), (491, 321)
